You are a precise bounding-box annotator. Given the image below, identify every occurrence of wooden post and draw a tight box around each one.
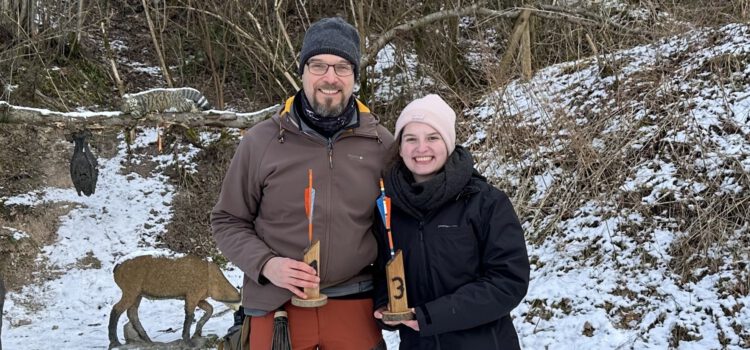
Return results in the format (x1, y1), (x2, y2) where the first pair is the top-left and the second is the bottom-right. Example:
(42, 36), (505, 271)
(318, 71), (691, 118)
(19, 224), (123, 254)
(382, 250), (414, 321)
(291, 240), (328, 307)
(498, 9), (532, 80)
(521, 16), (533, 80)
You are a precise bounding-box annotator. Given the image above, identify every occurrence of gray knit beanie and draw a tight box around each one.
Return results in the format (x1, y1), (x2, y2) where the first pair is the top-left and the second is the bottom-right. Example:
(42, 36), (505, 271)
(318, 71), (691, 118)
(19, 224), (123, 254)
(298, 17), (361, 79)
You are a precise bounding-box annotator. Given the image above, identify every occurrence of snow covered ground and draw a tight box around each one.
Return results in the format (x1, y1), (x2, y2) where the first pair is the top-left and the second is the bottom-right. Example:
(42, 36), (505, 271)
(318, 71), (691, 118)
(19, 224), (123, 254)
(470, 23), (750, 349)
(1, 129), (246, 349)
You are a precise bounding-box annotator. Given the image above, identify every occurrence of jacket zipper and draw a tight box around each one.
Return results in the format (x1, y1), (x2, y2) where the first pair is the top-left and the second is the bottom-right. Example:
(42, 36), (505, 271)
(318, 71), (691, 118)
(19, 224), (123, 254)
(492, 326), (499, 349)
(323, 137), (335, 280)
(282, 106), (383, 283)
(417, 219), (442, 349)
(418, 213), (445, 350)
(321, 142), (333, 281)
(418, 220), (433, 300)
(327, 139), (333, 169)
(292, 125), (380, 281)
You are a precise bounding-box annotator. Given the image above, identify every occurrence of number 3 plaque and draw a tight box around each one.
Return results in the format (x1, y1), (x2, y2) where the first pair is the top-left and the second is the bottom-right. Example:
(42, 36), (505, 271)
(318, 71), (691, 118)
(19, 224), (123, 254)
(382, 250), (414, 321)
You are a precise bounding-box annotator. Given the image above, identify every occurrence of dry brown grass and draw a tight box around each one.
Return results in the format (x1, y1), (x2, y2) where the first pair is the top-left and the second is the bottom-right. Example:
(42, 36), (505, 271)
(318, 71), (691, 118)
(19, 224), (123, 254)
(469, 18), (750, 302)
(659, 0), (749, 25)
(474, 103), (749, 286)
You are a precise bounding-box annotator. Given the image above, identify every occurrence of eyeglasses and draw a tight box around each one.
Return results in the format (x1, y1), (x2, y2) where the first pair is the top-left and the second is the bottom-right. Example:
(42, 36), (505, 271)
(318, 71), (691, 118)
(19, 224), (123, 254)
(306, 62), (354, 77)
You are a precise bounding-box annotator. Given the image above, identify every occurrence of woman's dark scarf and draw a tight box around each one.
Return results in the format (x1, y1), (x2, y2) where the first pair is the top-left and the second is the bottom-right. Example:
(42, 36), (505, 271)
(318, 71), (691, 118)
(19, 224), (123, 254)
(294, 90), (357, 138)
(385, 145), (476, 219)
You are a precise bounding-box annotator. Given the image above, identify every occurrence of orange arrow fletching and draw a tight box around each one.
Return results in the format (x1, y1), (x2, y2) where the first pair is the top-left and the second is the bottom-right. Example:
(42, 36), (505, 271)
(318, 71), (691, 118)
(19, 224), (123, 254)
(306, 169), (313, 218)
(305, 188), (311, 218)
(385, 197), (391, 229)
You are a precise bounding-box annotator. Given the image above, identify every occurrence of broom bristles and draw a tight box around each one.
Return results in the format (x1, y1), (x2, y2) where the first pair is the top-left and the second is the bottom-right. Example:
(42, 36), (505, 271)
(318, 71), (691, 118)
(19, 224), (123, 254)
(272, 310), (292, 350)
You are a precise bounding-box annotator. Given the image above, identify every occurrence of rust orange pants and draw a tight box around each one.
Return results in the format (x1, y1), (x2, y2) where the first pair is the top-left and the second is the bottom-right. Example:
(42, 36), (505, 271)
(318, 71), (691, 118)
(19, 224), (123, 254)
(249, 298), (382, 350)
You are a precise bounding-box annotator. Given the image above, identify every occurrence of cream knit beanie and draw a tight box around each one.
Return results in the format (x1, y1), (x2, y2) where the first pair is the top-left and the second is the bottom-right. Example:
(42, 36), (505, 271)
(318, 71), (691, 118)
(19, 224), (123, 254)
(394, 94), (456, 154)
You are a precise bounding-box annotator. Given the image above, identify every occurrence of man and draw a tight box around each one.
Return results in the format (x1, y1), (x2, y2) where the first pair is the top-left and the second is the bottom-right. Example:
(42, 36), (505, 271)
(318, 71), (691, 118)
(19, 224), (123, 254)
(212, 17), (393, 350)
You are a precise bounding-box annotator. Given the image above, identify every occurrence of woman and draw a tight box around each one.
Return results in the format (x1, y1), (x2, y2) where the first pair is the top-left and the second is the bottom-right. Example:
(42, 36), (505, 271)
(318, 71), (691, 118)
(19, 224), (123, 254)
(373, 94), (530, 349)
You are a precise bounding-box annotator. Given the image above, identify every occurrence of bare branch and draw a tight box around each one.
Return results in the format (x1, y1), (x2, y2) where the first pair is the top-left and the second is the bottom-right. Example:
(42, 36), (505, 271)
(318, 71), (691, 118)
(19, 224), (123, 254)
(361, 4), (500, 68)
(142, 0), (174, 87)
(273, 5), (300, 91)
(171, 5), (299, 91)
(100, 20), (125, 97)
(361, 4), (651, 70)
(520, 12), (533, 80)
(537, 4), (654, 37)
(274, 2), (295, 58)
(0, 101), (278, 129)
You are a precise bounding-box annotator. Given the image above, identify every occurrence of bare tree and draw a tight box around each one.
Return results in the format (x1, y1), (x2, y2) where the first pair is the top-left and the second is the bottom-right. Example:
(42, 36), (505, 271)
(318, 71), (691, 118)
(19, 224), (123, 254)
(76, 0), (85, 44)
(0, 0), (38, 41)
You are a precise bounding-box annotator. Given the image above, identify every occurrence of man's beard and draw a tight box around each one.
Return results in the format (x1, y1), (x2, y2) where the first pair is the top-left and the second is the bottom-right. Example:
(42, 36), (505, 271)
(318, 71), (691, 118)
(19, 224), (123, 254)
(312, 88), (347, 117)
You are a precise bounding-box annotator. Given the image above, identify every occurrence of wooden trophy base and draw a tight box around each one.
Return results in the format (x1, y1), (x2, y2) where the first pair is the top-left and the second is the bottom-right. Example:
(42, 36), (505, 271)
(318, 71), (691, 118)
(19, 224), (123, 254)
(382, 310), (414, 322)
(291, 294), (328, 308)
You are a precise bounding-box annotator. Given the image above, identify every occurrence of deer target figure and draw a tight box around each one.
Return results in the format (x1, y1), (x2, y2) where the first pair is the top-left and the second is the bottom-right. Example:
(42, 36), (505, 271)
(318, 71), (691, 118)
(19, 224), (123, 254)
(108, 254), (241, 348)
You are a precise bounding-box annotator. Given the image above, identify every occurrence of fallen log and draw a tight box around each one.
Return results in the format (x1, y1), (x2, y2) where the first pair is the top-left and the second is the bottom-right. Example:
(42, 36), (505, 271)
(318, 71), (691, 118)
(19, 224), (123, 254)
(0, 101), (278, 129)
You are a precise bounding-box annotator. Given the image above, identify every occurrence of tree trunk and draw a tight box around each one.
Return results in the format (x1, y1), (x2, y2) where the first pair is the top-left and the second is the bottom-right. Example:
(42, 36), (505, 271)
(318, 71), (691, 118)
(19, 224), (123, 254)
(77, 0), (85, 44)
(0, 0), (37, 41)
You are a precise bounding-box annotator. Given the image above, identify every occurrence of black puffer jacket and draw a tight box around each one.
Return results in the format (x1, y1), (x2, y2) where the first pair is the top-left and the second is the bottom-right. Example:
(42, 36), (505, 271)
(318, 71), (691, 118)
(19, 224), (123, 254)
(374, 169), (529, 350)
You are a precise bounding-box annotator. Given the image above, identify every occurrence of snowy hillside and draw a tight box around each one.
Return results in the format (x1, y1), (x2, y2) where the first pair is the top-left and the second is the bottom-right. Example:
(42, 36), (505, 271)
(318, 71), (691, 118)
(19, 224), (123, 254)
(469, 23), (750, 349)
(1, 22), (749, 350)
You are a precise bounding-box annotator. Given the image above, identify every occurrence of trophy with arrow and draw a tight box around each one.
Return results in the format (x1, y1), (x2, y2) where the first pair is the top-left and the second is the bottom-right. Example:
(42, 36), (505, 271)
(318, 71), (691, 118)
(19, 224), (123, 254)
(377, 179), (414, 321)
(291, 169), (328, 307)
